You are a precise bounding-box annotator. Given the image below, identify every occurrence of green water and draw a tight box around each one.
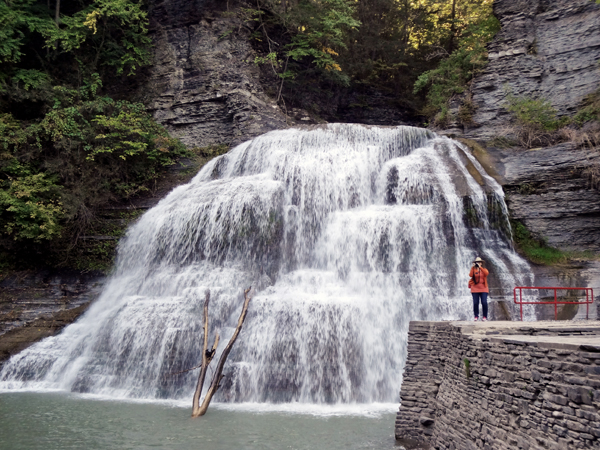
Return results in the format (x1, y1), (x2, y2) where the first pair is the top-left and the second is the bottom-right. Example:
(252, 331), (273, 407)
(0, 393), (399, 450)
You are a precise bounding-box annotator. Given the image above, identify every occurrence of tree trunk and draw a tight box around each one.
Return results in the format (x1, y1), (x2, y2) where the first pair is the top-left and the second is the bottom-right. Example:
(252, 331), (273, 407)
(191, 291), (219, 417)
(191, 287), (252, 418)
(447, 0), (457, 54)
(55, 0), (60, 25)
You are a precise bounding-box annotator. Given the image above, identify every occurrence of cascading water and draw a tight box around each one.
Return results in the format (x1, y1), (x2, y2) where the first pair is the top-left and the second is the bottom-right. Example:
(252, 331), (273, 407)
(0, 124), (533, 404)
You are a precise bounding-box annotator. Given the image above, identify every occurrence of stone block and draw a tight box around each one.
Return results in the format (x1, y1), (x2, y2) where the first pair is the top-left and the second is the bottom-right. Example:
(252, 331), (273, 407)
(419, 416), (435, 427)
(584, 366), (600, 375)
(568, 387), (583, 404)
(566, 419), (588, 433)
(484, 368), (498, 378)
(543, 392), (569, 406)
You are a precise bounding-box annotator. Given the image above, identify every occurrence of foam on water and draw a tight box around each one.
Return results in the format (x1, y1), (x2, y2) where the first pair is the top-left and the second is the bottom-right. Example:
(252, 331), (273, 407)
(0, 124), (534, 405)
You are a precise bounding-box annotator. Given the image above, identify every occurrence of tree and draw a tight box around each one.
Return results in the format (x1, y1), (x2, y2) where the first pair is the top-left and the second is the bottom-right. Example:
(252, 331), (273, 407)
(0, 0), (179, 270)
(413, 4), (499, 125)
(192, 287), (253, 417)
(0, 0), (151, 79)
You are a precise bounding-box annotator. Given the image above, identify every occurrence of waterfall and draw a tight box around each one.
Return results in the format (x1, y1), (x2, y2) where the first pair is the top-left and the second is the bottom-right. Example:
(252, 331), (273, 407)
(0, 124), (532, 403)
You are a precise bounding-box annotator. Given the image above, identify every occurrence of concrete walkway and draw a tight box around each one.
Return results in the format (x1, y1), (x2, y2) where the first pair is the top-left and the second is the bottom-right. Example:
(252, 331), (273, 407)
(450, 319), (600, 351)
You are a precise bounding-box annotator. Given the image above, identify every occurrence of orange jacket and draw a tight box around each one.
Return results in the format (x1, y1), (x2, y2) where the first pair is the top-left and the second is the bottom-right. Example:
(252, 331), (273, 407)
(469, 266), (489, 293)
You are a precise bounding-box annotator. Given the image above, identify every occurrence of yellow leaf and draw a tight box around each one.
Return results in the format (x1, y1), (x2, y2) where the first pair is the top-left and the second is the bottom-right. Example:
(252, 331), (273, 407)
(84, 10), (101, 34)
(325, 63), (342, 72)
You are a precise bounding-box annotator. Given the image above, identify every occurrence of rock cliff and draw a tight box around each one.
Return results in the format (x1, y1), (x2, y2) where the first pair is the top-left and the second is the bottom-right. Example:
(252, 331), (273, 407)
(141, 0), (291, 149)
(0, 271), (104, 365)
(481, 143), (600, 251)
(468, 0), (600, 140)
(458, 0), (600, 252)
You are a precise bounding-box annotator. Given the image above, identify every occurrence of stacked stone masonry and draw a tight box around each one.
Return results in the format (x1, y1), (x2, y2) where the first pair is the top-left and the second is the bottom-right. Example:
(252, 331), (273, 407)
(396, 321), (600, 449)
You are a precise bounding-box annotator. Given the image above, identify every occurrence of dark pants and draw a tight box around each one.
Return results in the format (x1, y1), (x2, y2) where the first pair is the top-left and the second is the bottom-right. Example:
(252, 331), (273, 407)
(472, 292), (488, 319)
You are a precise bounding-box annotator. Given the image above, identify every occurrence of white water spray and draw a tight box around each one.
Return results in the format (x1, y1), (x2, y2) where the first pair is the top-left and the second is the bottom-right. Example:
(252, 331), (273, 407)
(0, 124), (533, 403)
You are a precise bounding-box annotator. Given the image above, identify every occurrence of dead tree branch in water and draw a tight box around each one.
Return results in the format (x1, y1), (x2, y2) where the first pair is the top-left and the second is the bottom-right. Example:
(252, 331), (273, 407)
(191, 287), (252, 417)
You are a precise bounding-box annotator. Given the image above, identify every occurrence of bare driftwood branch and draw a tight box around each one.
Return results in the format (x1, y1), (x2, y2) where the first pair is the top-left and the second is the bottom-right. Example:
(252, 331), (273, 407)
(191, 287), (252, 417)
(192, 291), (220, 416)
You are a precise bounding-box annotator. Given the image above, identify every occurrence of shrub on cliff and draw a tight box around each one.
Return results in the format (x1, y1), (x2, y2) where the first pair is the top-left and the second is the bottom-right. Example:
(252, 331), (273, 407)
(503, 93), (569, 148)
(0, 80), (188, 246)
(575, 88), (600, 126)
(0, 0), (192, 270)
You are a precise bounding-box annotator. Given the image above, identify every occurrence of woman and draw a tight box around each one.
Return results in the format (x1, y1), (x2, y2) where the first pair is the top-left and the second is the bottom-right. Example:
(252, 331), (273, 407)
(469, 256), (489, 321)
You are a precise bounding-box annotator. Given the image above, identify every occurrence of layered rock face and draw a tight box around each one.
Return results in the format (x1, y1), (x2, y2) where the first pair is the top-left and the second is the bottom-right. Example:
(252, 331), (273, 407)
(487, 143), (600, 250)
(142, 1), (289, 148)
(468, 0), (600, 140)
(0, 272), (104, 365)
(457, 0), (600, 252)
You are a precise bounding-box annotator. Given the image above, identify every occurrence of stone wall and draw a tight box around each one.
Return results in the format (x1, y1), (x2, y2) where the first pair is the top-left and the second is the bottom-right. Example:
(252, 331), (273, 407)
(396, 321), (600, 449)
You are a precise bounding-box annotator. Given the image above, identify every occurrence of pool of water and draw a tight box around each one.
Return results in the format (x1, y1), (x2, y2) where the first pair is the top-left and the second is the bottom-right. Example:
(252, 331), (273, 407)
(0, 392), (399, 450)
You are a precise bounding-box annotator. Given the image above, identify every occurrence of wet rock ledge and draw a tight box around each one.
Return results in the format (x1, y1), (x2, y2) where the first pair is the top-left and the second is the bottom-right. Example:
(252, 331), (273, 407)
(396, 321), (600, 450)
(0, 271), (104, 366)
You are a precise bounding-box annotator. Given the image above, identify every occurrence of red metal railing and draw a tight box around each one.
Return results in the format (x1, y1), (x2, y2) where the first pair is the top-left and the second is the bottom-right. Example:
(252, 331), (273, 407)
(513, 287), (594, 321)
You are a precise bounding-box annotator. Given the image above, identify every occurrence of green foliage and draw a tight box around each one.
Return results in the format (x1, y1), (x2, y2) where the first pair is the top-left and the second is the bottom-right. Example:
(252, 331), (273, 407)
(91, 101), (184, 165)
(511, 220), (572, 265)
(0, 78), (189, 253)
(0, 1), (182, 270)
(195, 144), (230, 158)
(249, 0), (359, 88)
(10, 69), (51, 91)
(246, 0), (500, 116)
(254, 52), (283, 70)
(463, 358), (471, 378)
(505, 94), (563, 131)
(0, 172), (63, 241)
(503, 92), (570, 148)
(413, 14), (500, 125)
(71, 210), (140, 271)
(0, 0), (52, 64)
(285, 0), (360, 82)
(47, 0), (152, 75)
(575, 88), (600, 125)
(0, 0), (151, 78)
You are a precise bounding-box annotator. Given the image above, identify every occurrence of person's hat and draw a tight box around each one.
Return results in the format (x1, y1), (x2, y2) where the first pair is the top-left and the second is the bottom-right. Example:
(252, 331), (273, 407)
(474, 257), (484, 263)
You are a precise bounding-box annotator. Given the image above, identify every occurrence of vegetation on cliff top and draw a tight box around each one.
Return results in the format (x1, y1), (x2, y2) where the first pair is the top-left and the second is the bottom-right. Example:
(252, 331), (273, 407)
(0, 0), (190, 271)
(245, 0), (497, 120)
